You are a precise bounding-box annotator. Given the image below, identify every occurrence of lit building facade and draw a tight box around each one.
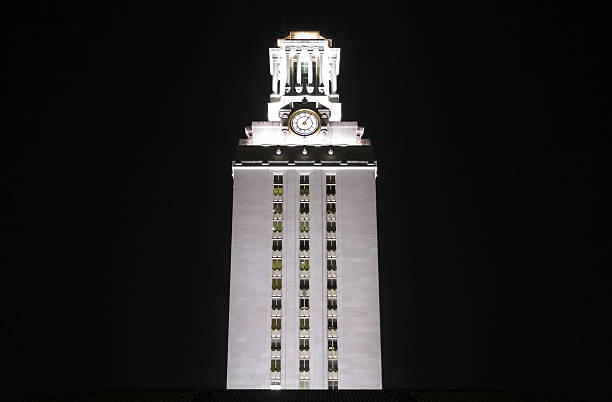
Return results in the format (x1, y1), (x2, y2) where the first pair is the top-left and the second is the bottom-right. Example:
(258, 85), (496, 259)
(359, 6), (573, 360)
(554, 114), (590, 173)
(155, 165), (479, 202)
(226, 32), (382, 390)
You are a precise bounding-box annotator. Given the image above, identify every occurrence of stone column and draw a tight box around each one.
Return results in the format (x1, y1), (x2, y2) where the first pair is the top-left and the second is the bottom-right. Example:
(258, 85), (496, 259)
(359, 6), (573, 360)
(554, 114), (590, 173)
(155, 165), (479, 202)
(322, 53), (329, 95)
(278, 55), (287, 96)
(330, 61), (337, 94)
(286, 50), (292, 90)
(272, 60), (279, 94)
(296, 49), (302, 87)
(307, 53), (313, 85)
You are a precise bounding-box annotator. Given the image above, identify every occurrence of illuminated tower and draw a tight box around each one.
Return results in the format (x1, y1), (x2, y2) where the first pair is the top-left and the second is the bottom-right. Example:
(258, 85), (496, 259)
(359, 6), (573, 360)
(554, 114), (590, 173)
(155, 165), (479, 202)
(227, 31), (382, 390)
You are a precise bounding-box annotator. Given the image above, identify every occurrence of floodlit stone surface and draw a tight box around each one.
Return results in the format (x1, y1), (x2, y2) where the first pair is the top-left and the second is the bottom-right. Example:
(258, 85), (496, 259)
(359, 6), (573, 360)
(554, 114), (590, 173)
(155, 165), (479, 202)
(337, 169), (382, 389)
(227, 170), (270, 389)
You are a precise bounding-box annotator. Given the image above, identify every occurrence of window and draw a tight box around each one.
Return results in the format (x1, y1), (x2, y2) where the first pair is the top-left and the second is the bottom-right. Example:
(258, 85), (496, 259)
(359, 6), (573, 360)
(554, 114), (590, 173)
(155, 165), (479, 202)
(273, 184), (283, 195)
(300, 380), (310, 389)
(272, 259), (282, 270)
(327, 298), (337, 309)
(328, 338), (338, 350)
(328, 379), (338, 389)
(299, 240), (310, 251)
(272, 221), (283, 232)
(272, 279), (282, 290)
(299, 359), (310, 371)
(328, 318), (337, 329)
(327, 279), (337, 290)
(300, 259), (310, 270)
(326, 203), (336, 214)
(326, 175), (335, 185)
(272, 299), (281, 309)
(300, 318), (310, 330)
(299, 221), (310, 232)
(273, 202), (283, 214)
(271, 318), (282, 330)
(271, 338), (281, 350)
(271, 359), (281, 371)
(326, 184), (336, 195)
(299, 203), (309, 214)
(327, 240), (336, 251)
(300, 298), (309, 309)
(300, 279), (309, 290)
(272, 240), (282, 251)
(327, 222), (336, 232)
(327, 259), (337, 270)
(300, 338), (310, 350)
(274, 175), (283, 185)
(300, 175), (309, 196)
(328, 359), (338, 372)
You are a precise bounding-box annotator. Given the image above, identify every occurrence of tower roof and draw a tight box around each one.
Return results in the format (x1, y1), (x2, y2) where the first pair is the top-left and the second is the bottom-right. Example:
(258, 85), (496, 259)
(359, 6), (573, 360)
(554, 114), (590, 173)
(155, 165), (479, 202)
(277, 31), (332, 47)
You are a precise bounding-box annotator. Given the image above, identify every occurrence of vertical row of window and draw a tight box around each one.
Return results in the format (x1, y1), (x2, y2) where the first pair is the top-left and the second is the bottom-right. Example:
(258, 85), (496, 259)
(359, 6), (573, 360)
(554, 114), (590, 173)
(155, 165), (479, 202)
(326, 175), (338, 390)
(298, 174), (310, 390)
(271, 174), (283, 390)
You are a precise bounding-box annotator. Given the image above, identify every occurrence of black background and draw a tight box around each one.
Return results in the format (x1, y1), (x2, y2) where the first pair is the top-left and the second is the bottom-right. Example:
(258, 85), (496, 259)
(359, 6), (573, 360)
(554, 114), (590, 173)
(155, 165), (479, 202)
(4, 2), (609, 401)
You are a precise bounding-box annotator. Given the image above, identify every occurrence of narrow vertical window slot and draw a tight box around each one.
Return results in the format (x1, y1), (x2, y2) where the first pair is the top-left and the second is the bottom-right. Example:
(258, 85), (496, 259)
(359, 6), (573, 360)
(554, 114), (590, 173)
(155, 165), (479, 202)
(326, 174), (338, 389)
(298, 174), (310, 389)
(270, 174), (283, 389)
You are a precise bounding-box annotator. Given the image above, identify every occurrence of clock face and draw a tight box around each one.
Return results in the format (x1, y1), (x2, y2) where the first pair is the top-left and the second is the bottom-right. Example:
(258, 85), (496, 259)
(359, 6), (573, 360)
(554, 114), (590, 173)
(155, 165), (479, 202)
(289, 109), (321, 136)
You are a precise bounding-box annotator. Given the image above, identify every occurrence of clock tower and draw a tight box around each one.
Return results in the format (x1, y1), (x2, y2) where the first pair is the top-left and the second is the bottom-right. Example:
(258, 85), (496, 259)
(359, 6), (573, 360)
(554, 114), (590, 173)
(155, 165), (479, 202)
(227, 32), (382, 390)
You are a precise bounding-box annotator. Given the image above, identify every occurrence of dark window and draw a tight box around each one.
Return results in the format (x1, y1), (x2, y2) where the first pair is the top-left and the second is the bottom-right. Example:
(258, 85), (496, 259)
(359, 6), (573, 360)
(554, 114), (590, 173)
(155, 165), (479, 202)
(327, 298), (337, 309)
(300, 175), (309, 184)
(328, 318), (337, 329)
(272, 278), (282, 290)
(300, 240), (310, 251)
(327, 259), (337, 270)
(300, 279), (309, 290)
(300, 338), (310, 350)
(300, 318), (310, 330)
(327, 279), (337, 290)
(271, 318), (282, 330)
(299, 359), (310, 371)
(326, 203), (336, 214)
(328, 359), (338, 372)
(328, 379), (338, 389)
(326, 175), (336, 185)
(271, 338), (281, 350)
(273, 202), (283, 214)
(273, 175), (283, 184)
(271, 359), (281, 371)
(327, 222), (336, 232)
(301, 63), (308, 83)
(300, 298), (309, 309)
(272, 299), (281, 309)
(300, 203), (309, 214)
(326, 184), (336, 195)
(327, 240), (336, 251)
(272, 240), (282, 251)
(328, 338), (338, 350)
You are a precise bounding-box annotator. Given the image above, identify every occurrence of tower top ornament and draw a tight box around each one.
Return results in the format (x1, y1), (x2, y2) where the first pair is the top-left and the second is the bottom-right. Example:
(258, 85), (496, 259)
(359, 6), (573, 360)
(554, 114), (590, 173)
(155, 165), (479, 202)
(268, 31), (341, 122)
(276, 31), (333, 46)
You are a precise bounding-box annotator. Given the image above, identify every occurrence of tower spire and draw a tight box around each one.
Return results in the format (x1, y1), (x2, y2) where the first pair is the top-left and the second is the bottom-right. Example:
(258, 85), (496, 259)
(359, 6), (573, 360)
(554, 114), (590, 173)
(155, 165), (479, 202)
(268, 31), (341, 122)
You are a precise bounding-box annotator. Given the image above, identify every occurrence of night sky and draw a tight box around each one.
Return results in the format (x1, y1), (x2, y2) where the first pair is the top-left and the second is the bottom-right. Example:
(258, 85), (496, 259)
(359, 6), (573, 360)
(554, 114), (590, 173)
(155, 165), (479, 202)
(4, 3), (609, 401)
